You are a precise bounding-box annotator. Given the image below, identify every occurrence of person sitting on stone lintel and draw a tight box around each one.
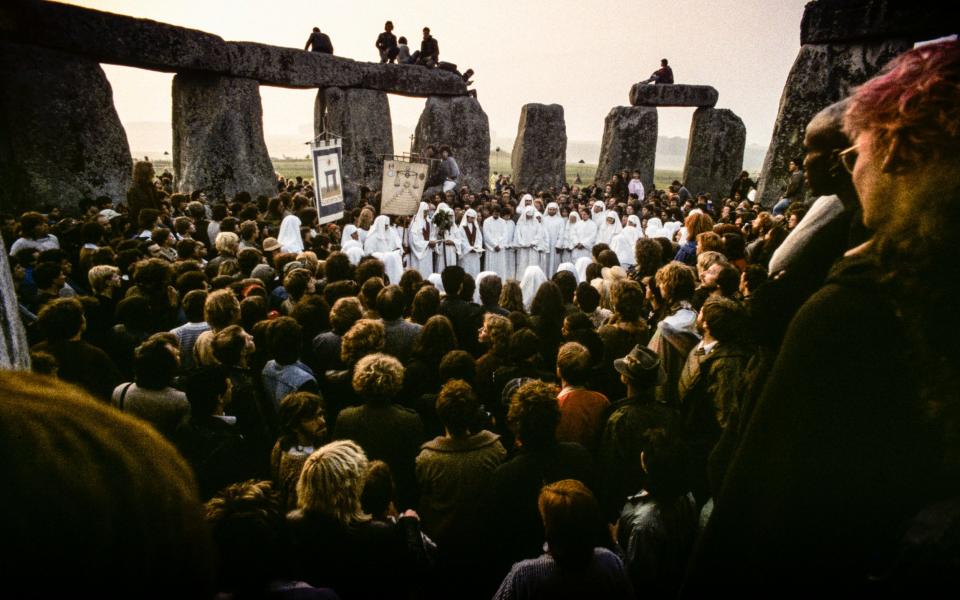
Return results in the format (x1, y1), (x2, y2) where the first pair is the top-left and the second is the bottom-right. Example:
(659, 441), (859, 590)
(410, 27), (439, 68)
(641, 58), (674, 84)
(305, 27), (334, 54)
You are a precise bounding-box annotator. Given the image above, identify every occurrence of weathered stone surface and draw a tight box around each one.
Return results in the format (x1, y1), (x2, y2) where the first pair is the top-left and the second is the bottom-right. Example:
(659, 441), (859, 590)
(801, 0), (955, 45)
(413, 96), (491, 194)
(755, 40), (912, 206)
(315, 87), (393, 206)
(0, 0), (231, 73)
(0, 1), (468, 96)
(172, 73), (275, 201)
(0, 41), (132, 215)
(511, 104), (566, 192)
(595, 107), (658, 195)
(682, 108), (746, 200)
(0, 235), (30, 370)
(629, 84), (718, 107)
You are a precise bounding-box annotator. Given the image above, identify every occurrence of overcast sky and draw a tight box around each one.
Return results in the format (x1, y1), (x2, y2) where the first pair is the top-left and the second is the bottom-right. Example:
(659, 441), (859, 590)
(65, 0), (809, 152)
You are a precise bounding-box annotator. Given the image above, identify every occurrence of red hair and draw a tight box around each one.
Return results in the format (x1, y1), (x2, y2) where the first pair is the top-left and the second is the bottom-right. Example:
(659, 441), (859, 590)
(844, 40), (960, 164)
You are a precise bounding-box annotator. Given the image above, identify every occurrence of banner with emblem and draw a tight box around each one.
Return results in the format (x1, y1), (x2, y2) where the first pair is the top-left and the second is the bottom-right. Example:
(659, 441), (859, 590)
(311, 139), (344, 225)
(380, 159), (428, 216)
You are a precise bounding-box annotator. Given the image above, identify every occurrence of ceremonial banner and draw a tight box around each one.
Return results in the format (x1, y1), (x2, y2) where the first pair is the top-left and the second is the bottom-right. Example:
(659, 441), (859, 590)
(311, 139), (344, 225)
(380, 159), (428, 216)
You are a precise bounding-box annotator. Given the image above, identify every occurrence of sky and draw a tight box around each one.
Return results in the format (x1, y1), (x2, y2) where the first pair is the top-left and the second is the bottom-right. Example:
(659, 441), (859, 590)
(64, 0), (809, 158)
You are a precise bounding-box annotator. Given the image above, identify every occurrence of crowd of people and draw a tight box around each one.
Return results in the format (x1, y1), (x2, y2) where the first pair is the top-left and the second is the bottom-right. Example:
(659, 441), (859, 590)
(2, 40), (959, 598)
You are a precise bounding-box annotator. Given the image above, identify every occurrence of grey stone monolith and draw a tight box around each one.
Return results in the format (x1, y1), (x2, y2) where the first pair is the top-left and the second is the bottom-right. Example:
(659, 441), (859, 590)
(511, 104), (566, 192)
(596, 106), (658, 195)
(413, 96), (491, 194)
(0, 41), (132, 215)
(683, 108), (746, 200)
(755, 39), (912, 207)
(172, 72), (275, 200)
(315, 87), (393, 205)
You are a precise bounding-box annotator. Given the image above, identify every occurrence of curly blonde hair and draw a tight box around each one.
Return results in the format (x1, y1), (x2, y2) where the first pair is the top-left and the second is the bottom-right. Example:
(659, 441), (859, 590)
(296, 440), (369, 524)
(352, 353), (404, 400)
(340, 318), (385, 365)
(215, 231), (240, 256)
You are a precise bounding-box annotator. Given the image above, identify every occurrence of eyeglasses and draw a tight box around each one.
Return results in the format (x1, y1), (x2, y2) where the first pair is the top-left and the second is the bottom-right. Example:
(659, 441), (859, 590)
(837, 145), (858, 174)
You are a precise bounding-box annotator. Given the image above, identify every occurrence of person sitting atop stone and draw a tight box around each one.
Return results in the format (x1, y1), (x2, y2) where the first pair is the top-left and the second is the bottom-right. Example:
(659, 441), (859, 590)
(375, 20), (399, 63)
(410, 27), (439, 67)
(396, 36), (412, 64)
(304, 26), (333, 54)
(641, 58), (674, 84)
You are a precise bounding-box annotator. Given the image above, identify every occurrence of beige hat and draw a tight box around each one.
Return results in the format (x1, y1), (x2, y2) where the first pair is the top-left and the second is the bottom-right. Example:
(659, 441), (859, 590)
(262, 237), (281, 252)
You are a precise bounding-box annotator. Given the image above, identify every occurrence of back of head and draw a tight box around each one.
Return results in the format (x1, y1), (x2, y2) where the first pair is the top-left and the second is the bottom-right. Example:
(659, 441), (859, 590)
(556, 342), (591, 386)
(376, 285), (405, 321)
(134, 335), (179, 389)
(642, 428), (688, 498)
(700, 296), (746, 343)
(205, 480), (285, 593)
(479, 274), (503, 306)
(538, 479), (608, 570)
(441, 265), (465, 298)
(341, 318), (386, 365)
(296, 440), (369, 523)
(436, 379), (479, 437)
(267, 316), (303, 365)
(0, 372), (213, 595)
(439, 349), (476, 385)
(352, 352), (403, 401)
(37, 297), (84, 343)
(508, 379), (560, 449)
(575, 281), (601, 313)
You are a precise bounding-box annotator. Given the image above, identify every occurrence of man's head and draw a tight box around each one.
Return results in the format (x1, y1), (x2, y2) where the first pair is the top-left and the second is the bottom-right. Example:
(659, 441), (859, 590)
(556, 342), (591, 387)
(661, 58), (668, 66)
(803, 99), (854, 198)
(436, 379), (479, 437)
(508, 379), (560, 449)
(384, 21), (393, 31)
(698, 296), (746, 343)
(423, 27), (430, 37)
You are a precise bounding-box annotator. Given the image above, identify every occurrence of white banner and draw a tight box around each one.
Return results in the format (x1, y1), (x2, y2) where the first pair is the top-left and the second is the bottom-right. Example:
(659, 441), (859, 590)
(311, 140), (344, 225)
(380, 159), (428, 216)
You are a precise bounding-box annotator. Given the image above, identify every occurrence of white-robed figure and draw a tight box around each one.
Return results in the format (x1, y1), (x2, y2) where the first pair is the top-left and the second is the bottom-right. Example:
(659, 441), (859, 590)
(432, 202), (461, 270)
(575, 256), (592, 283)
(278, 215), (304, 253)
(610, 214), (642, 267)
(595, 210), (623, 246)
(645, 217), (664, 239)
(503, 209), (517, 281)
(590, 200), (606, 228)
(482, 206), (509, 277)
(364, 215), (402, 255)
(541, 202), (566, 277)
(458, 208), (483, 278)
(341, 224), (363, 252)
(565, 211), (596, 263)
(407, 202), (435, 278)
(535, 211), (550, 275)
(513, 206), (543, 280)
(373, 250), (405, 286)
(519, 265), (547, 311)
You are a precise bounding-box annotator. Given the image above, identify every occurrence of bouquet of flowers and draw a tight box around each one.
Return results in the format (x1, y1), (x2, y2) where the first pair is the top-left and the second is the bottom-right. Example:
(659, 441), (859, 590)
(432, 208), (453, 235)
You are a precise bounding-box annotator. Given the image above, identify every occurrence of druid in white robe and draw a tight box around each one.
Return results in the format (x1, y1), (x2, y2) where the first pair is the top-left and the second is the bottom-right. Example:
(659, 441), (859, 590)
(364, 215), (402, 255)
(503, 213), (517, 281)
(458, 208), (483, 278)
(595, 210), (623, 247)
(513, 207), (544, 280)
(432, 202), (461, 271)
(407, 202), (435, 278)
(610, 214), (642, 267)
(564, 212), (596, 263)
(482, 210), (509, 277)
(541, 202), (566, 277)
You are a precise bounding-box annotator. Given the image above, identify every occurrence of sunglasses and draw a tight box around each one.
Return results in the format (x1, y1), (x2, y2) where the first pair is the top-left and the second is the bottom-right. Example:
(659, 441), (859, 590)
(837, 145), (858, 174)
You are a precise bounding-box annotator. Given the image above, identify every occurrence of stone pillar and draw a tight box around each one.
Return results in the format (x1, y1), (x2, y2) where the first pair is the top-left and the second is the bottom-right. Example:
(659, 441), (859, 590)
(511, 103), (566, 192)
(0, 41), (131, 215)
(315, 87), (393, 206)
(755, 40), (911, 207)
(172, 73), (275, 201)
(596, 106), (658, 195)
(0, 235), (30, 370)
(413, 96), (490, 194)
(682, 108), (746, 201)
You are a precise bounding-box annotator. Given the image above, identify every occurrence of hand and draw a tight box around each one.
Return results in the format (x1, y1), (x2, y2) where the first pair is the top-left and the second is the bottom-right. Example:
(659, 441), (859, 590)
(495, 246), (501, 251)
(428, 240), (436, 247)
(445, 239), (455, 246)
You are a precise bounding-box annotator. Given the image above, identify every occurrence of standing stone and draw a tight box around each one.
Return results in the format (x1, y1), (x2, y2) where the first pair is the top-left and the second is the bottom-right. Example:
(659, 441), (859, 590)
(755, 40), (911, 206)
(172, 72), (275, 201)
(596, 107), (658, 195)
(682, 108), (746, 200)
(0, 41), (131, 215)
(0, 235), (30, 371)
(511, 104), (566, 192)
(315, 87), (393, 206)
(413, 96), (490, 194)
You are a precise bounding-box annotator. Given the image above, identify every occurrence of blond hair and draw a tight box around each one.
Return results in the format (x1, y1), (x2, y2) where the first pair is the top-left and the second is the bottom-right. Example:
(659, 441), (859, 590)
(87, 264), (120, 294)
(296, 440), (370, 524)
(215, 231), (240, 255)
(352, 352), (404, 400)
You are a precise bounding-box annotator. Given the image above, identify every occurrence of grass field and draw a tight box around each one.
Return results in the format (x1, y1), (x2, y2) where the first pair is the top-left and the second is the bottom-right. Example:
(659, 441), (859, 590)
(149, 156), (682, 192)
